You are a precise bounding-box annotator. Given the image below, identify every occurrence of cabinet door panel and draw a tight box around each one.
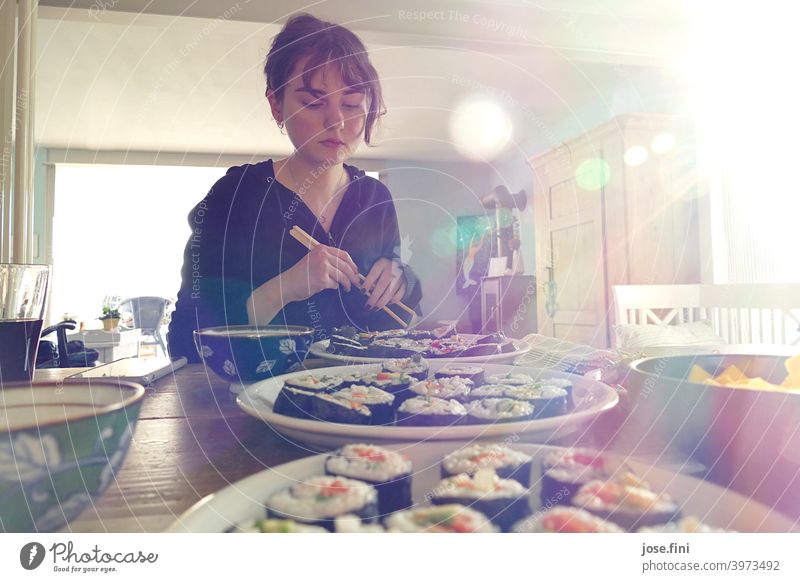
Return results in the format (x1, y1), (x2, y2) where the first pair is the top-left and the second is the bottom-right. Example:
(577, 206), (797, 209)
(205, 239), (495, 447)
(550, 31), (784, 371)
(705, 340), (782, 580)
(536, 177), (609, 347)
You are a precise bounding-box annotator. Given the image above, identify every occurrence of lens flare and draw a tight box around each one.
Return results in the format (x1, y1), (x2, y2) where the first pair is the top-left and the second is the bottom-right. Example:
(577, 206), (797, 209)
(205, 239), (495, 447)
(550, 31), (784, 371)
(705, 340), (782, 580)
(449, 97), (513, 160)
(575, 158), (611, 191)
(624, 146), (649, 167)
(651, 132), (677, 154)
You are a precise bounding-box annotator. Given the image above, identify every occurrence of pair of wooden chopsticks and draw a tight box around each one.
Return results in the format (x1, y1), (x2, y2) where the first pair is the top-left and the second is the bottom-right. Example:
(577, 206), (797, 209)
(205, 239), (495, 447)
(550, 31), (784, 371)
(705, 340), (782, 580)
(288, 225), (414, 328)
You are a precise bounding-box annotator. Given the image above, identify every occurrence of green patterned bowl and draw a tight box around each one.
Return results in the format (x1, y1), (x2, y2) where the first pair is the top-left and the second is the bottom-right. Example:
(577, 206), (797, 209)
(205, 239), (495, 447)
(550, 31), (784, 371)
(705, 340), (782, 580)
(0, 380), (145, 532)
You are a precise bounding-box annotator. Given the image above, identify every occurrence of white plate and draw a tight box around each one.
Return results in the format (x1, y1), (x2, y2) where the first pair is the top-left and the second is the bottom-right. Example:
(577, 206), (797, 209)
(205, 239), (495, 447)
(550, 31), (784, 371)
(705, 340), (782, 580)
(236, 362), (618, 448)
(167, 442), (798, 533)
(307, 335), (531, 365)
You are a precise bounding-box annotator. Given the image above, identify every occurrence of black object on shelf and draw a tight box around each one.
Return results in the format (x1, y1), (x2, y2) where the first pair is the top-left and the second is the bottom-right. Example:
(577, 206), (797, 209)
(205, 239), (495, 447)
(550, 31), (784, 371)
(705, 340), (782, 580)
(36, 320), (100, 368)
(480, 275), (537, 337)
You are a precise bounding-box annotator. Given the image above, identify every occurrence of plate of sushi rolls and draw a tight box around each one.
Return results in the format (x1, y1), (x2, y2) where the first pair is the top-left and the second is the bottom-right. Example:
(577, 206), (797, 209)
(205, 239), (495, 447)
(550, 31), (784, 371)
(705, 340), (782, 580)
(167, 442), (797, 533)
(309, 326), (531, 365)
(236, 360), (618, 447)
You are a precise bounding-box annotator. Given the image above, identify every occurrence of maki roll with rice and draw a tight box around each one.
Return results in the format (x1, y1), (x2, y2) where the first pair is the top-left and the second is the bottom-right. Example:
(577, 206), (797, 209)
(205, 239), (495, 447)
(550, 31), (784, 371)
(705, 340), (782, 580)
(325, 444), (413, 516)
(466, 398), (535, 424)
(311, 393), (373, 425)
(360, 371), (414, 406)
(385, 504), (496, 533)
(409, 377), (473, 402)
(435, 365), (485, 386)
(512, 506), (623, 533)
(231, 519), (326, 533)
(430, 468), (531, 532)
(273, 374), (344, 419)
(441, 443), (533, 487)
(486, 372), (534, 386)
(540, 448), (623, 506)
(314, 385), (395, 425)
(638, 516), (733, 533)
(264, 475), (379, 532)
(504, 384), (568, 418)
(541, 376), (575, 408)
(396, 396), (467, 426)
(382, 356), (429, 381)
(571, 473), (681, 531)
(468, 383), (511, 401)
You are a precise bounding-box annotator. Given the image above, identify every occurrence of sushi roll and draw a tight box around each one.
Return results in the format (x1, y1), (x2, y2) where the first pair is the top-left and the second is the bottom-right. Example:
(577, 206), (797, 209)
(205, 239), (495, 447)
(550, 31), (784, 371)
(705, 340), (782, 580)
(466, 398), (535, 424)
(540, 376), (575, 408)
(457, 343), (501, 358)
(364, 338), (425, 359)
(441, 443), (533, 488)
(405, 329), (434, 340)
(504, 385), (568, 418)
(409, 377), (473, 402)
(512, 507), (623, 533)
(265, 475), (379, 532)
(540, 448), (622, 506)
(435, 365), (486, 386)
(273, 386), (319, 419)
(311, 393), (373, 425)
(638, 516), (734, 533)
(229, 518), (328, 533)
(382, 356), (429, 381)
(467, 383), (512, 401)
(430, 468), (531, 532)
(315, 385), (395, 425)
(359, 371), (414, 406)
(284, 374), (344, 392)
(486, 372), (535, 386)
(336, 371), (366, 388)
(475, 332), (507, 345)
(571, 473), (681, 531)
(333, 515), (386, 533)
(325, 444), (413, 516)
(327, 335), (369, 356)
(395, 396), (467, 426)
(273, 374), (344, 419)
(385, 504), (496, 533)
(373, 329), (408, 340)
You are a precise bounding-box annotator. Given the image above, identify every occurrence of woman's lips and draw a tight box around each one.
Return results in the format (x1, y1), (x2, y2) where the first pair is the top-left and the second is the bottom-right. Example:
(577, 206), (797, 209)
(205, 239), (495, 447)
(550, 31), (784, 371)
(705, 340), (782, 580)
(320, 139), (345, 148)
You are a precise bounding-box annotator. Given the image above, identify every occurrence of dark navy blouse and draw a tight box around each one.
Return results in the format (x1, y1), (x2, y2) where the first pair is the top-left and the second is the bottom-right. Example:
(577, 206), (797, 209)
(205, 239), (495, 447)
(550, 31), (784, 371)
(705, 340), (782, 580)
(168, 160), (422, 362)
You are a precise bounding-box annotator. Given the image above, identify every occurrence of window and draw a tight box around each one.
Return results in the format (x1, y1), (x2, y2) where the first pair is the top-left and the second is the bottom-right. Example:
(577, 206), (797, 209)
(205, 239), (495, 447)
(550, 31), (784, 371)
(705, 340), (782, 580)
(50, 164), (223, 326)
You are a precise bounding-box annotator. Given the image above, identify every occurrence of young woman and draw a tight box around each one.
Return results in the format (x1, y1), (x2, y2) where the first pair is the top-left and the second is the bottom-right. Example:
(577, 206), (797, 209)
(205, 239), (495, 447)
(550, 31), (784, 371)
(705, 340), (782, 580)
(168, 13), (422, 362)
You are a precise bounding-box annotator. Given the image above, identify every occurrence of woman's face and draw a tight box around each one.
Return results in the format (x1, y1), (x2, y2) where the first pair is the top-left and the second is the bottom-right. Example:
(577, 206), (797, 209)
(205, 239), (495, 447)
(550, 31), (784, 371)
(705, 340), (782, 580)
(268, 57), (368, 166)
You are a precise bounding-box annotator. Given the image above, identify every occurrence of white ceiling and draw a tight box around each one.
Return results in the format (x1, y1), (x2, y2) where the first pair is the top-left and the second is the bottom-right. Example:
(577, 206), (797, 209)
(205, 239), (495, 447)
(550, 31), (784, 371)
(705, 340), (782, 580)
(34, 1), (693, 161)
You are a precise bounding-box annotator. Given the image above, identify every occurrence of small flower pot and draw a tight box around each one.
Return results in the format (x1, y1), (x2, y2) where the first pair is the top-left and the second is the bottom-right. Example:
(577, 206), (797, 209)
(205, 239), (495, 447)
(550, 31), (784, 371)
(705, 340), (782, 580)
(101, 318), (120, 331)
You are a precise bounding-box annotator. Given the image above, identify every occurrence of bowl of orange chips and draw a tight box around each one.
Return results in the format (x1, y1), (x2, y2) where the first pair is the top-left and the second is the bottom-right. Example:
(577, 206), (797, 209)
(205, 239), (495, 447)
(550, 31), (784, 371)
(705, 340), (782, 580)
(622, 353), (800, 511)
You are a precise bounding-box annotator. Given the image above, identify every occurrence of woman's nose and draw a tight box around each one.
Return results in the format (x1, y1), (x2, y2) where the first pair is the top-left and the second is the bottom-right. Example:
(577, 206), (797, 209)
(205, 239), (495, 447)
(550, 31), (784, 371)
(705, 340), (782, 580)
(324, 104), (345, 131)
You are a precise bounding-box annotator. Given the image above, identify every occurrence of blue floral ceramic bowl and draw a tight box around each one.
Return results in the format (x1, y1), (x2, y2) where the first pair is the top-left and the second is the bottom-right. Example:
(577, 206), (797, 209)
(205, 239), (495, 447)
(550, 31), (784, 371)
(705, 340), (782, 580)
(0, 380), (145, 532)
(193, 325), (314, 383)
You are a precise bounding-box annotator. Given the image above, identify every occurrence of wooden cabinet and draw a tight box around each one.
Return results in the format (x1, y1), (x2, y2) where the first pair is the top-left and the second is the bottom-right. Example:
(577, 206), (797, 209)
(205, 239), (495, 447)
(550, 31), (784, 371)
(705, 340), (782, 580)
(530, 114), (701, 347)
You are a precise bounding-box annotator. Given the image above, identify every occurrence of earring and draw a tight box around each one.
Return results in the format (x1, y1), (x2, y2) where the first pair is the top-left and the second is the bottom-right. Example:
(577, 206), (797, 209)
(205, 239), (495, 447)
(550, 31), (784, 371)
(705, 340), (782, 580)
(277, 121), (285, 133)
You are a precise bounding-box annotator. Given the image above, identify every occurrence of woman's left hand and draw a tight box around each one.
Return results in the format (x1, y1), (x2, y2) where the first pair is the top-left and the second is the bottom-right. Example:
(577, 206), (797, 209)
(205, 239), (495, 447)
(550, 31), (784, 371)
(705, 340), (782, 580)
(363, 258), (406, 311)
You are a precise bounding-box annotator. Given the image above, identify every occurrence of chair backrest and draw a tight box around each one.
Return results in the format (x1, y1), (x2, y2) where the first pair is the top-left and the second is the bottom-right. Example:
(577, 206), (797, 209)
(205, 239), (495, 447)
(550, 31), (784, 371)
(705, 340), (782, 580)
(118, 296), (170, 333)
(613, 284), (800, 345)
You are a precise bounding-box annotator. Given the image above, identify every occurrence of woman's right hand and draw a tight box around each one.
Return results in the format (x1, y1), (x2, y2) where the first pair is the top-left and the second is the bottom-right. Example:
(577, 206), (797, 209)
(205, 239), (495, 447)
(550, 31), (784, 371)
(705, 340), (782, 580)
(283, 244), (362, 302)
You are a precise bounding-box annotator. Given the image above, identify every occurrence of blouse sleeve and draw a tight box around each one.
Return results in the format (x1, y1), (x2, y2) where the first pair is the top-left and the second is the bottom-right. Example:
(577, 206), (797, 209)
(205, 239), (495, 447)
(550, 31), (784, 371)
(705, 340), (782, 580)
(360, 183), (423, 329)
(167, 171), (253, 362)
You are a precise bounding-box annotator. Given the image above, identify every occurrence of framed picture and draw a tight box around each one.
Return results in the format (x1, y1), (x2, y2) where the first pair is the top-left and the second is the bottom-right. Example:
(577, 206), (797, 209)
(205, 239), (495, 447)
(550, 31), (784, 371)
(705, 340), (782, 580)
(455, 214), (494, 296)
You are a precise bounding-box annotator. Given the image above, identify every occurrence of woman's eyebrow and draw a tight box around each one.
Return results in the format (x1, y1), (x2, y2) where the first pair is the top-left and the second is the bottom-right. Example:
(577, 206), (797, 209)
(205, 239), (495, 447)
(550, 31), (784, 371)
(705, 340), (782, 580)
(295, 86), (365, 97)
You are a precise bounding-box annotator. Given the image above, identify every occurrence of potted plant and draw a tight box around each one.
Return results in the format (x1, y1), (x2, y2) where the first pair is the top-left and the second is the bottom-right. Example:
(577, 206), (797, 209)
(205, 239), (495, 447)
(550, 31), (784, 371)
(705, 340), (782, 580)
(99, 306), (121, 331)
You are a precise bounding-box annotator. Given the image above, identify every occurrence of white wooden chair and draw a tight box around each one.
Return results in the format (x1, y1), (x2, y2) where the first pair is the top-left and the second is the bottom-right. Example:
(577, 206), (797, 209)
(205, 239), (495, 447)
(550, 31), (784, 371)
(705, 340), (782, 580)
(613, 284), (800, 346)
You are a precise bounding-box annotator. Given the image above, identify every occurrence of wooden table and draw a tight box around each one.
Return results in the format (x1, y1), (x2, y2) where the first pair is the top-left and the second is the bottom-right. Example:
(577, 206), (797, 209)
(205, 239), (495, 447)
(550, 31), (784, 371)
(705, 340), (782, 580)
(34, 362), (798, 532)
(36, 364), (314, 532)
